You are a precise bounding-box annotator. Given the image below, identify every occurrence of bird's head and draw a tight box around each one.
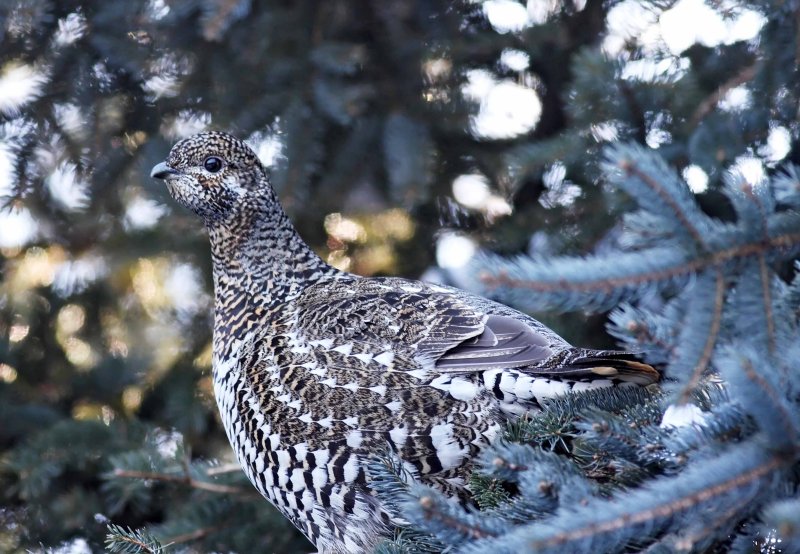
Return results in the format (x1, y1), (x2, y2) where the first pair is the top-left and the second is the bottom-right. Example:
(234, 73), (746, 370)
(151, 131), (267, 223)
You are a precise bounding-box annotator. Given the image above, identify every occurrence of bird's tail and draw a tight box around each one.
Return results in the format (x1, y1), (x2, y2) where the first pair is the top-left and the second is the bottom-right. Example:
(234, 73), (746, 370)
(559, 349), (660, 385)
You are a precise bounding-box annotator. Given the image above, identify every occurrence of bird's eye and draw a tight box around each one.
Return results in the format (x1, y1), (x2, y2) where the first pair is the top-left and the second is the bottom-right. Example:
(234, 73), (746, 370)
(204, 156), (224, 173)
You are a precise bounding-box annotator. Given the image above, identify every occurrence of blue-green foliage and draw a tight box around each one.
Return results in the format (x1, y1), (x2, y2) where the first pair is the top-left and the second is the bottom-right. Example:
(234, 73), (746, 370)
(372, 145), (800, 552)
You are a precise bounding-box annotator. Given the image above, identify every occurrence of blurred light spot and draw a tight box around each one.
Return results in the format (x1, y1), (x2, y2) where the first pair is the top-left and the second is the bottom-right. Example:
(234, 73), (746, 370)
(0, 142), (14, 197)
(247, 131), (284, 167)
(659, 0), (765, 55)
(55, 12), (86, 46)
(452, 173), (512, 219)
(0, 63), (48, 116)
(122, 386), (143, 412)
(132, 258), (164, 312)
(101, 310), (129, 358)
(144, 74), (180, 99)
(590, 122), (620, 142)
(605, 0), (764, 56)
(541, 162), (582, 208)
(123, 131), (148, 151)
(499, 49), (529, 71)
(372, 209), (414, 241)
(327, 250), (352, 272)
(144, 54), (192, 100)
(164, 263), (208, 316)
(484, 0), (531, 33)
(436, 233), (476, 269)
(453, 174), (491, 209)
(621, 57), (690, 83)
(49, 537), (93, 554)
(0, 207), (37, 248)
(718, 86), (751, 112)
(527, 0), (561, 24)
(763, 126), (791, 163)
(733, 156), (766, 186)
(423, 58), (452, 81)
(470, 79), (541, 139)
(72, 402), (107, 421)
(46, 162), (89, 211)
(54, 103), (87, 141)
(194, 342), (213, 369)
(646, 126), (671, 149)
(9, 324), (29, 343)
(462, 69), (495, 101)
(325, 213), (367, 243)
(683, 165), (709, 194)
(147, 0), (171, 19)
(153, 429), (183, 458)
(108, 338), (129, 358)
(0, 363), (18, 383)
(603, 1), (659, 56)
(162, 110), (211, 139)
(358, 244), (395, 276)
(57, 304), (86, 335)
(124, 196), (168, 230)
(63, 337), (97, 369)
(13, 247), (61, 291)
(52, 254), (108, 296)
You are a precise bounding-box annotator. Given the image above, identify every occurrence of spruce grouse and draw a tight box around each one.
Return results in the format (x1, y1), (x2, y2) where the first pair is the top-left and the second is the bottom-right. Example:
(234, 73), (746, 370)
(151, 131), (658, 553)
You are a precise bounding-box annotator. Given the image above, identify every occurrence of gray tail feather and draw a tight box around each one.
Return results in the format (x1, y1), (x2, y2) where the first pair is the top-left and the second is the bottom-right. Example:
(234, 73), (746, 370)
(562, 349), (660, 385)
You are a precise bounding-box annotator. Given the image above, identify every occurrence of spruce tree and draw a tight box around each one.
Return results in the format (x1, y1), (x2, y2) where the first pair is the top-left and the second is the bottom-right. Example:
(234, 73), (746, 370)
(1, 1), (798, 552)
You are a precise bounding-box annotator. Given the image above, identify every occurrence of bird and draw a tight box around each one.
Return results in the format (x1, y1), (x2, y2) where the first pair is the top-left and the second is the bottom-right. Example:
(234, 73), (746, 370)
(151, 131), (659, 553)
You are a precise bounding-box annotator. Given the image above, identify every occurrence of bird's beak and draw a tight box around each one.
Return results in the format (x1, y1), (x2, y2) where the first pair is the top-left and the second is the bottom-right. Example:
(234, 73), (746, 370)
(150, 161), (180, 179)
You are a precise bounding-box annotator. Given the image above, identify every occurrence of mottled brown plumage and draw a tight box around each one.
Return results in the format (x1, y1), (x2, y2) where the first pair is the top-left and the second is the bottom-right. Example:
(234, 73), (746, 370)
(151, 131), (658, 553)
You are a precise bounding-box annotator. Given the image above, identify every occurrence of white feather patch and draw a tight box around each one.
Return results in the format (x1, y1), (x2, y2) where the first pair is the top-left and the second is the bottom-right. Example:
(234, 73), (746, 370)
(346, 430), (363, 448)
(531, 378), (569, 404)
(429, 423), (466, 470)
(310, 338), (334, 349)
(333, 343), (354, 355)
(343, 456), (360, 482)
(389, 426), (408, 447)
(449, 378), (478, 401)
(384, 400), (402, 412)
(374, 351), (395, 366)
(572, 379), (612, 392)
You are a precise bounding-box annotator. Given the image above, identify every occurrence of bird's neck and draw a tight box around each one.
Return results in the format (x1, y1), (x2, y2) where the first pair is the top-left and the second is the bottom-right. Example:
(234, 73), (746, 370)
(207, 195), (338, 352)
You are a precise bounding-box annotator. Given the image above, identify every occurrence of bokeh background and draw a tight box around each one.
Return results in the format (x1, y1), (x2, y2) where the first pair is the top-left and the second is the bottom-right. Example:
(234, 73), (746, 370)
(0, 1), (793, 551)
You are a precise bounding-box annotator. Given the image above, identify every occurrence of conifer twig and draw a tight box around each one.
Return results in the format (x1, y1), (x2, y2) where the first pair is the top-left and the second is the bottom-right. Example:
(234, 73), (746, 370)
(527, 451), (785, 550)
(205, 462), (244, 476)
(164, 523), (229, 546)
(418, 496), (497, 540)
(481, 231), (800, 293)
(113, 468), (255, 495)
(618, 160), (706, 249)
(678, 269), (725, 404)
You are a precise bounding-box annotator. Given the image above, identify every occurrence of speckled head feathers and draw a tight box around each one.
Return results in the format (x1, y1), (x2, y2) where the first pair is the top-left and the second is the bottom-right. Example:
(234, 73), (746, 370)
(152, 132), (269, 223)
(167, 131), (260, 171)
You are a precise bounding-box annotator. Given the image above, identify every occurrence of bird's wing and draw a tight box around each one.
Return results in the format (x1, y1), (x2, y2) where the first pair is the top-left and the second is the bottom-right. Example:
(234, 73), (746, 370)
(295, 277), (658, 384)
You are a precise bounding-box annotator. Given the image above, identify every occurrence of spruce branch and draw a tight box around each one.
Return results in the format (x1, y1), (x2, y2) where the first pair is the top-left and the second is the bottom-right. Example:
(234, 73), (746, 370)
(460, 441), (791, 554)
(112, 468), (255, 496)
(105, 524), (164, 554)
(674, 269), (725, 404)
(163, 522), (229, 546)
